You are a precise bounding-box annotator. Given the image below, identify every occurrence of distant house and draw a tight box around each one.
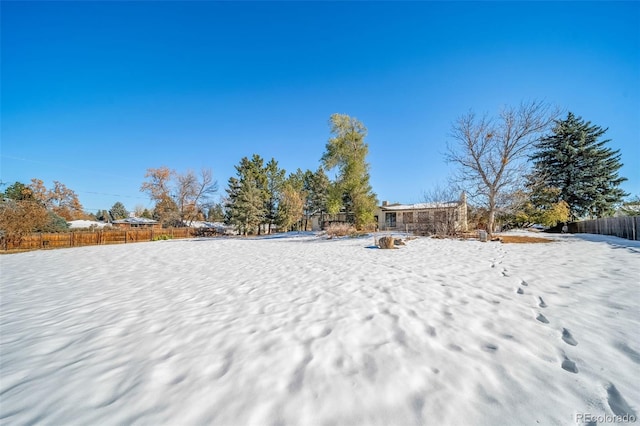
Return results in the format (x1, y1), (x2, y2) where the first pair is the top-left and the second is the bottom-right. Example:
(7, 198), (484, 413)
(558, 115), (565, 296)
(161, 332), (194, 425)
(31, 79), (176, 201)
(377, 193), (468, 235)
(112, 217), (161, 229)
(307, 193), (468, 235)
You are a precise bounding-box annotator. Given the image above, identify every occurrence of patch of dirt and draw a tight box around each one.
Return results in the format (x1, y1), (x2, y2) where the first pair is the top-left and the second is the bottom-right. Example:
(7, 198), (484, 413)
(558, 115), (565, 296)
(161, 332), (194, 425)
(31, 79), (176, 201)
(497, 235), (553, 244)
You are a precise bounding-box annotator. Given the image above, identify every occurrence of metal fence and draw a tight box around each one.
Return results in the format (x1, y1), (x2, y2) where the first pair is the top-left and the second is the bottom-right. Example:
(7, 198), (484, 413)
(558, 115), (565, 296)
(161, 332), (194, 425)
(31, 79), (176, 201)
(568, 216), (639, 241)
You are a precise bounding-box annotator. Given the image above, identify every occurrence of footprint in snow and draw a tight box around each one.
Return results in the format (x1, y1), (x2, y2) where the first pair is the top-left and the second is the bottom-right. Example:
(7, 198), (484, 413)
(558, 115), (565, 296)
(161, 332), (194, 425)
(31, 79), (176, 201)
(606, 383), (637, 417)
(520, 280), (528, 286)
(538, 297), (547, 308)
(561, 356), (578, 374)
(482, 343), (498, 352)
(562, 328), (578, 346)
(516, 288), (524, 295)
(536, 314), (549, 324)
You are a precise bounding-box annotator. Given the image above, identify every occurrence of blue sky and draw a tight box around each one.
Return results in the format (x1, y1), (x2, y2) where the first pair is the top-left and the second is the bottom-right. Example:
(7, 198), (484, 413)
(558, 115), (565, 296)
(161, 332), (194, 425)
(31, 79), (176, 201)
(2, 1), (639, 213)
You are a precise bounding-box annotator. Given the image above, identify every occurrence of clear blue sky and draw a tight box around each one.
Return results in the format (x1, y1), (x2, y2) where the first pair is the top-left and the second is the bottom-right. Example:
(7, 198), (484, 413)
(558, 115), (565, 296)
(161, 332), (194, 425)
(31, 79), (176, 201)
(2, 1), (639, 214)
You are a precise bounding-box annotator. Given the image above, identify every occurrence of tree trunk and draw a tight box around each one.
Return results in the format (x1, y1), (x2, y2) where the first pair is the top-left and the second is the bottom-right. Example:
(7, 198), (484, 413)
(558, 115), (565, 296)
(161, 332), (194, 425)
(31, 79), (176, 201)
(487, 198), (496, 238)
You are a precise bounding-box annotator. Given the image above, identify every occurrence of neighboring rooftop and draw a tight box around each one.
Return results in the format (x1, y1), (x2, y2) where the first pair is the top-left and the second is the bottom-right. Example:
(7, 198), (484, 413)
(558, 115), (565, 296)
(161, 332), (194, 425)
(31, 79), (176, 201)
(380, 201), (460, 210)
(112, 217), (158, 225)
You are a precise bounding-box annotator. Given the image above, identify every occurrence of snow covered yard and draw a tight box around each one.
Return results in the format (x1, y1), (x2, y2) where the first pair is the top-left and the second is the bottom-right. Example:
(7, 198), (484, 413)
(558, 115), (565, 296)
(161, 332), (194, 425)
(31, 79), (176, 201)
(1, 233), (638, 425)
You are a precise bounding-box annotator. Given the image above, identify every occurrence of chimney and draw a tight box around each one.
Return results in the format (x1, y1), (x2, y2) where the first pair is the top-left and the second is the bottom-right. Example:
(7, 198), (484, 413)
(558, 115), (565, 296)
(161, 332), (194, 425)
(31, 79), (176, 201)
(382, 201), (388, 206)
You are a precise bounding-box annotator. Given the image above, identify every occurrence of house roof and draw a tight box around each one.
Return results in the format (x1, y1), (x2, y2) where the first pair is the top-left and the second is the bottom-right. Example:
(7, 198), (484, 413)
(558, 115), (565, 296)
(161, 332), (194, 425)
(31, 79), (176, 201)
(380, 201), (460, 211)
(184, 221), (227, 230)
(112, 217), (158, 225)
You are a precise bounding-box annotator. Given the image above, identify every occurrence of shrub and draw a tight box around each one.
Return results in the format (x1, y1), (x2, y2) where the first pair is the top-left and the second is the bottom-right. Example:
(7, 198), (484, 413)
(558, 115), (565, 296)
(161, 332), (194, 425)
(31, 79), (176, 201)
(153, 234), (173, 241)
(325, 223), (358, 237)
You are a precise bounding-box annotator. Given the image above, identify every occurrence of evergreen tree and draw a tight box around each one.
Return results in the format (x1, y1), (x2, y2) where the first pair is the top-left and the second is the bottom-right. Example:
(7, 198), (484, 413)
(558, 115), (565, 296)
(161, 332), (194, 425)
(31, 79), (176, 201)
(235, 179), (265, 235)
(225, 176), (242, 226)
(308, 167), (330, 218)
(207, 203), (225, 222)
(299, 168), (330, 230)
(97, 209), (112, 222)
(3, 182), (35, 201)
(36, 211), (70, 232)
(264, 158), (286, 234)
(109, 202), (129, 220)
(530, 112), (627, 219)
(321, 113), (377, 229)
(225, 155), (268, 235)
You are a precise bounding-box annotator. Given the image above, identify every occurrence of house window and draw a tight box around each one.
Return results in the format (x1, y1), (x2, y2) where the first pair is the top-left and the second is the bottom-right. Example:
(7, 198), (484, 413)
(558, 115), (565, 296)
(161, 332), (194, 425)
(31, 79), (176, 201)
(417, 211), (429, 223)
(435, 210), (446, 223)
(385, 212), (397, 228)
(403, 212), (414, 223)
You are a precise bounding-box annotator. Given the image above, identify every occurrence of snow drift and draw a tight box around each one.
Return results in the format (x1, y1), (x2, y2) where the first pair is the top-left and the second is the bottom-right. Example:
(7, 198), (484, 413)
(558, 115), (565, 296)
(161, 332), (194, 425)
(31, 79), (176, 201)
(1, 232), (638, 425)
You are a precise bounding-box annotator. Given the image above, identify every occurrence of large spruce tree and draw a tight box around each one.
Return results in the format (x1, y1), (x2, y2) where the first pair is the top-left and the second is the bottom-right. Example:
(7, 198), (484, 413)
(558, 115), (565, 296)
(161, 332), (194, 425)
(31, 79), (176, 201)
(529, 112), (627, 219)
(264, 158), (286, 234)
(225, 155), (269, 235)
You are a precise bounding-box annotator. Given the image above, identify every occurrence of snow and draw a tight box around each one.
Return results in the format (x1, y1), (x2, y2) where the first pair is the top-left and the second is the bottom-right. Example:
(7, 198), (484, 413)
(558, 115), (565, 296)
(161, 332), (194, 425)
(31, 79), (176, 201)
(67, 220), (111, 229)
(1, 232), (638, 425)
(184, 221), (232, 234)
(381, 202), (459, 210)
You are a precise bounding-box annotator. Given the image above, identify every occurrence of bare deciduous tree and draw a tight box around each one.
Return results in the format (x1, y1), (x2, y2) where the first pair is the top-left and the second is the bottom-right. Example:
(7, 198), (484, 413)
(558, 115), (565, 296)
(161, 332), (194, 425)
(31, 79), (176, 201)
(176, 168), (218, 225)
(141, 166), (217, 226)
(446, 100), (558, 236)
(140, 166), (174, 202)
(423, 184), (465, 236)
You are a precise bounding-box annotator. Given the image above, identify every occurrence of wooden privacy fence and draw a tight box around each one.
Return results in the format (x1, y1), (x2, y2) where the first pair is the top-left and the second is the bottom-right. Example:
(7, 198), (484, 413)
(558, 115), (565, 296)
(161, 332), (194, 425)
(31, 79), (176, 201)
(1, 228), (197, 251)
(568, 216), (639, 241)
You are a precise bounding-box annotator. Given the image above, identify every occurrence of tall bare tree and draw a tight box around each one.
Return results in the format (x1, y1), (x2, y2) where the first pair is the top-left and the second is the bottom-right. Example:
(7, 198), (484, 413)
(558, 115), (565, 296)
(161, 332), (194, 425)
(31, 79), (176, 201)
(446, 100), (558, 236)
(175, 168), (218, 225)
(140, 166), (174, 202)
(141, 167), (217, 226)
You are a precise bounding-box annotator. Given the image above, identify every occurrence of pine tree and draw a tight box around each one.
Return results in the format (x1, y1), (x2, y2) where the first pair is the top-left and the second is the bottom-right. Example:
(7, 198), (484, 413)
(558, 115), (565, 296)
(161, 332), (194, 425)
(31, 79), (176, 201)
(264, 158), (286, 234)
(207, 203), (225, 222)
(110, 202), (129, 220)
(97, 209), (111, 222)
(306, 167), (330, 227)
(235, 179), (265, 235)
(3, 182), (35, 201)
(225, 156), (268, 235)
(530, 112), (627, 219)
